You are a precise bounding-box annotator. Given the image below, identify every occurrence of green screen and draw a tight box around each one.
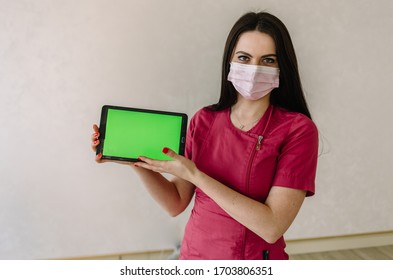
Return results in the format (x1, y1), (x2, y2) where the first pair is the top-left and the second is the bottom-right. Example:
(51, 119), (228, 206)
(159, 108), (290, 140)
(102, 109), (183, 160)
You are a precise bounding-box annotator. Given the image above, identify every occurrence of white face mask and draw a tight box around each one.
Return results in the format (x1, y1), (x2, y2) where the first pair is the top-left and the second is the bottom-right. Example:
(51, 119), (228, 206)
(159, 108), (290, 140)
(227, 62), (280, 100)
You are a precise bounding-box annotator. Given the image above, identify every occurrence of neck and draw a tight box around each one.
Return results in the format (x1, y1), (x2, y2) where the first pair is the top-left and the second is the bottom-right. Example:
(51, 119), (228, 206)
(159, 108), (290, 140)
(230, 96), (271, 130)
(233, 96), (270, 119)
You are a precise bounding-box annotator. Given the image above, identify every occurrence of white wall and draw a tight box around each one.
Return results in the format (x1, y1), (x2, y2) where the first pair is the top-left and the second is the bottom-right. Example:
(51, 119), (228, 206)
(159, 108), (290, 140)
(1, 0), (392, 259)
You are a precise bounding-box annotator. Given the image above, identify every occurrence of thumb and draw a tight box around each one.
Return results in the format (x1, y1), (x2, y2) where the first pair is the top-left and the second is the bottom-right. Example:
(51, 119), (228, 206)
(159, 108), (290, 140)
(162, 147), (178, 159)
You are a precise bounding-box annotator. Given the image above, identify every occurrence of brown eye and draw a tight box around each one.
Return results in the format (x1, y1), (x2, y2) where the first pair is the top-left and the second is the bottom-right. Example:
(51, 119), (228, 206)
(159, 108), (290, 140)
(238, 55), (250, 62)
(262, 57), (276, 64)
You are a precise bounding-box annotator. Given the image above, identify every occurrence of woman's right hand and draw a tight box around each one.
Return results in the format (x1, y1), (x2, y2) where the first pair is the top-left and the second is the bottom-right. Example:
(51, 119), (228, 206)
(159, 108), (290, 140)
(91, 126), (194, 216)
(91, 124), (138, 166)
(91, 124), (104, 163)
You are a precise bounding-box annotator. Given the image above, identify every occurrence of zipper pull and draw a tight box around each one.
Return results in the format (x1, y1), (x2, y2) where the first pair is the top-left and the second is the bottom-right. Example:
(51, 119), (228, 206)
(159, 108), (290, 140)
(256, 135), (263, 150)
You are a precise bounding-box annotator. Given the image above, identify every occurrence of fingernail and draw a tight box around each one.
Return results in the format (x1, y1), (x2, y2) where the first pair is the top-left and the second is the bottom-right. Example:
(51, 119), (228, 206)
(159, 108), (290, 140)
(162, 147), (169, 154)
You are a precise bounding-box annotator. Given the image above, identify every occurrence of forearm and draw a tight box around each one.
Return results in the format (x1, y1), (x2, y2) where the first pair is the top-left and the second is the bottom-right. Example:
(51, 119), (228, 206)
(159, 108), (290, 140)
(133, 166), (192, 217)
(191, 171), (273, 240)
(134, 149), (304, 241)
(191, 170), (302, 243)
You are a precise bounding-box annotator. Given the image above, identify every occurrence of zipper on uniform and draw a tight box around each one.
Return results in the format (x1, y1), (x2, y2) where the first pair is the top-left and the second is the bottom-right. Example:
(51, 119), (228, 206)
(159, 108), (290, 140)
(256, 135), (263, 150)
(242, 134), (264, 258)
(241, 107), (273, 259)
(245, 135), (263, 193)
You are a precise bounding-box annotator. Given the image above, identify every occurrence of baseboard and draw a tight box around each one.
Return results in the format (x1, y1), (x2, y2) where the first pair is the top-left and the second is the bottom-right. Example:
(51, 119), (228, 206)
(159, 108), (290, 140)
(67, 231), (393, 259)
(285, 231), (393, 255)
(64, 249), (175, 260)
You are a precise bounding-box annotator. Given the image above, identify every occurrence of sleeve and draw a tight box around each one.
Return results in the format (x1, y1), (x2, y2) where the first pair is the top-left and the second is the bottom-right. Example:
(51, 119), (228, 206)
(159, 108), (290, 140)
(184, 107), (215, 162)
(184, 112), (196, 161)
(272, 115), (319, 196)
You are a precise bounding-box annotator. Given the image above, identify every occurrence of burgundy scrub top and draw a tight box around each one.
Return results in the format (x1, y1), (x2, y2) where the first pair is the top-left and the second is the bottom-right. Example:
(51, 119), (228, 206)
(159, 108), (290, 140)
(179, 105), (318, 260)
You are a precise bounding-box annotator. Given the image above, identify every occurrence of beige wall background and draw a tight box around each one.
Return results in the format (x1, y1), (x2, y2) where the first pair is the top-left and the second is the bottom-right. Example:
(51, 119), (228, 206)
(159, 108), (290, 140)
(1, 0), (392, 259)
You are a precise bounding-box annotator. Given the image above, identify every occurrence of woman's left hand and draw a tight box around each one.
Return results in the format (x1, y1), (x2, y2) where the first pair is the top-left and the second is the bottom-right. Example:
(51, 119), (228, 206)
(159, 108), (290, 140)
(134, 147), (198, 183)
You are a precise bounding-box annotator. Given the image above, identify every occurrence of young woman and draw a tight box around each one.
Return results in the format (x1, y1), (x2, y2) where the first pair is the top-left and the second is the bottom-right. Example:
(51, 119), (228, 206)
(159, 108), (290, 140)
(91, 12), (318, 260)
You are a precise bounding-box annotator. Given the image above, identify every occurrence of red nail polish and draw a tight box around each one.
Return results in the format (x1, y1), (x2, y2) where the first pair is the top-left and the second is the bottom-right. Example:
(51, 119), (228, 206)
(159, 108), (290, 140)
(162, 147), (169, 154)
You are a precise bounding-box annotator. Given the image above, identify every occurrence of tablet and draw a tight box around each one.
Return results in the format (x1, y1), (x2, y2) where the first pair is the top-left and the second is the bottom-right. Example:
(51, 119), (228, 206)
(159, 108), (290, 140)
(97, 105), (188, 162)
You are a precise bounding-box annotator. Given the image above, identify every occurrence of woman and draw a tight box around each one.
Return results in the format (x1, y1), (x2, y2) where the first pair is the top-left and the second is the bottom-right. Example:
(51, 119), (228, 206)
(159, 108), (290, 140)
(91, 12), (318, 260)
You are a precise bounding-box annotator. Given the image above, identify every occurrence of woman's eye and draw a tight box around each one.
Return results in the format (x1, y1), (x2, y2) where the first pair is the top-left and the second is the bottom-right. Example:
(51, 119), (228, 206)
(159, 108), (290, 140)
(237, 55), (250, 62)
(262, 57), (276, 64)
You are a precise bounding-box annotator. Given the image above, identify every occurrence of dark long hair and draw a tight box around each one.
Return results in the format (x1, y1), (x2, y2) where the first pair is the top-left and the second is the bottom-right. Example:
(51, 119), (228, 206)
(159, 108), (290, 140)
(210, 12), (312, 119)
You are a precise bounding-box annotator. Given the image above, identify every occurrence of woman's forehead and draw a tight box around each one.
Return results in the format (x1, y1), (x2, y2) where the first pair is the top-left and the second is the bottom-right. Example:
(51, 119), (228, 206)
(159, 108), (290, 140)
(234, 30), (276, 54)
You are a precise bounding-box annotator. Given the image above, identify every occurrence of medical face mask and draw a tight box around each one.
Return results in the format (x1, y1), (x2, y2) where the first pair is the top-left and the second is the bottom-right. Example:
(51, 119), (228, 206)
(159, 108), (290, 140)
(227, 62), (280, 100)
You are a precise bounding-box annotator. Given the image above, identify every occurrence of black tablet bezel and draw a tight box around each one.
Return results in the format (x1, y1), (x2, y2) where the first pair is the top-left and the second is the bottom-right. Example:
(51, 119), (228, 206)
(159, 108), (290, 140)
(96, 105), (188, 162)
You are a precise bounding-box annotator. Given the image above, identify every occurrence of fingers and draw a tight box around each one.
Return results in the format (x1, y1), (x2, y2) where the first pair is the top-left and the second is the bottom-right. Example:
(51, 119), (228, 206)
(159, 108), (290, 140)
(162, 147), (178, 159)
(135, 156), (166, 173)
(91, 124), (99, 141)
(91, 139), (100, 151)
(136, 156), (161, 167)
(95, 153), (134, 166)
(135, 147), (178, 170)
(92, 124), (105, 164)
(91, 124), (100, 152)
(95, 153), (103, 163)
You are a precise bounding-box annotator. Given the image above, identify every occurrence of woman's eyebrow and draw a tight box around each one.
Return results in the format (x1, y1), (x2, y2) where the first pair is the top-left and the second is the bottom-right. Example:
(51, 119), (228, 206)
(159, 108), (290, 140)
(261, 54), (277, 58)
(235, 51), (252, 56)
(235, 51), (277, 58)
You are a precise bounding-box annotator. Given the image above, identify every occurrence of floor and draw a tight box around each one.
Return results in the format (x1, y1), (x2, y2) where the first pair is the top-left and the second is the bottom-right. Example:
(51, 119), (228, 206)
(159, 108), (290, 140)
(289, 245), (393, 260)
(74, 245), (393, 260)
